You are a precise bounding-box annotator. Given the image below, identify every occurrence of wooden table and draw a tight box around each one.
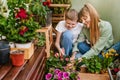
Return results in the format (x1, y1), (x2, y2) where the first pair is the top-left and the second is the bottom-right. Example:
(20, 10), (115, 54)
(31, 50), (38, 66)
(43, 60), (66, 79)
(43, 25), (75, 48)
(36, 25), (53, 58)
(0, 46), (46, 80)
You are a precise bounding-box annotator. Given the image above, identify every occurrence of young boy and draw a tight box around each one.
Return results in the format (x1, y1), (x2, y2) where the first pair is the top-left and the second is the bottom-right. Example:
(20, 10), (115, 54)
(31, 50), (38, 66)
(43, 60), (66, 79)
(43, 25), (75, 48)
(55, 9), (83, 56)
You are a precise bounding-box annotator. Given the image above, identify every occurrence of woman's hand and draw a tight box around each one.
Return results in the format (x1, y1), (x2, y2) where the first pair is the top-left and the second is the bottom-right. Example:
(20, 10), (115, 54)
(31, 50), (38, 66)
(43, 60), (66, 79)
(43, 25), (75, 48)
(78, 57), (82, 62)
(70, 51), (77, 61)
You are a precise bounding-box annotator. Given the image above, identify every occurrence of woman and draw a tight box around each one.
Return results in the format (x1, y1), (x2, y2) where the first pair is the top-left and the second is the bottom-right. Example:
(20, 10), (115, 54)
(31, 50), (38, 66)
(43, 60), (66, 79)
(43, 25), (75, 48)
(71, 3), (114, 60)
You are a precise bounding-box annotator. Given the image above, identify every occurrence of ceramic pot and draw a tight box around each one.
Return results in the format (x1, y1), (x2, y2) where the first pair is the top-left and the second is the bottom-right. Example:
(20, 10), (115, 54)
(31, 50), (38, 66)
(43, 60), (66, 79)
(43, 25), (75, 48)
(15, 42), (32, 48)
(0, 41), (10, 64)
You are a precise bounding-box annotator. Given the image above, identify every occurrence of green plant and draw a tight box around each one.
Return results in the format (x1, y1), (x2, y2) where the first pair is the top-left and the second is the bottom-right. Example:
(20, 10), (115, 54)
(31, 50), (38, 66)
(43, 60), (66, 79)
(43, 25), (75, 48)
(29, 0), (50, 26)
(0, 0), (40, 43)
(82, 56), (102, 73)
(52, 0), (71, 14)
(101, 48), (119, 70)
(36, 33), (46, 47)
(46, 54), (70, 72)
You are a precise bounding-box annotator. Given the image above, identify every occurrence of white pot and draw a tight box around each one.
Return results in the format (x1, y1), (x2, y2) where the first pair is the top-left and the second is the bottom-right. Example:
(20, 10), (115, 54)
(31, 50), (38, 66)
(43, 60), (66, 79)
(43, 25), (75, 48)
(9, 42), (15, 48)
(15, 42), (32, 48)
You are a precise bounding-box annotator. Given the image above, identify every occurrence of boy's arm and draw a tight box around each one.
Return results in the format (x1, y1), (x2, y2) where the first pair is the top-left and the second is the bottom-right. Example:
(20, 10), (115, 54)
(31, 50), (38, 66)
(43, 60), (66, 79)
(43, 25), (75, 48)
(55, 31), (64, 55)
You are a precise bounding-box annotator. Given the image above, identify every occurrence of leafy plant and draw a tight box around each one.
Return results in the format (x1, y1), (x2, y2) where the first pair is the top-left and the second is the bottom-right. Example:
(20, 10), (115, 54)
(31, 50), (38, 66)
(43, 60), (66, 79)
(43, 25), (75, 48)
(101, 48), (119, 70)
(0, 0), (40, 43)
(82, 56), (102, 73)
(29, 0), (50, 26)
(46, 54), (70, 72)
(81, 48), (119, 74)
(36, 33), (46, 47)
(52, 0), (71, 14)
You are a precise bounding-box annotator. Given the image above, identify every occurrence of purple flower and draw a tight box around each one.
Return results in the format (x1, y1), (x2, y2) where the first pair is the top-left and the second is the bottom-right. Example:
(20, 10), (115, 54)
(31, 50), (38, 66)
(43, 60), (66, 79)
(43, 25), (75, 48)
(54, 69), (61, 74)
(58, 78), (62, 80)
(58, 71), (63, 78)
(63, 72), (69, 78)
(45, 73), (52, 80)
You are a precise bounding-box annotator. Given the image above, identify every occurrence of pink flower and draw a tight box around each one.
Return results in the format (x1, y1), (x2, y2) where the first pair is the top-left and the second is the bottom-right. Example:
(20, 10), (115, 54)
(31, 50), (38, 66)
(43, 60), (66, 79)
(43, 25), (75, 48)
(57, 71), (63, 78)
(77, 76), (81, 80)
(60, 57), (64, 61)
(54, 69), (61, 74)
(58, 78), (62, 80)
(45, 73), (52, 80)
(63, 72), (69, 78)
(65, 58), (69, 61)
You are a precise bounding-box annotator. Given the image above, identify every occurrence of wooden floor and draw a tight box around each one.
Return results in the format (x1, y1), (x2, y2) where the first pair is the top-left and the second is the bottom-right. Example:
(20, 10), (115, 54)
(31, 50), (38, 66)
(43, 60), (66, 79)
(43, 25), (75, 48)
(0, 46), (46, 80)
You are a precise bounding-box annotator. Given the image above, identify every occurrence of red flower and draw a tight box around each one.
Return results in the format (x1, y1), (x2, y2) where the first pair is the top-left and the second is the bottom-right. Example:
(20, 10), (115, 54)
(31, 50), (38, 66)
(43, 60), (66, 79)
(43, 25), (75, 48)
(43, 1), (51, 7)
(19, 26), (28, 36)
(19, 31), (24, 36)
(15, 8), (27, 19)
(113, 68), (119, 73)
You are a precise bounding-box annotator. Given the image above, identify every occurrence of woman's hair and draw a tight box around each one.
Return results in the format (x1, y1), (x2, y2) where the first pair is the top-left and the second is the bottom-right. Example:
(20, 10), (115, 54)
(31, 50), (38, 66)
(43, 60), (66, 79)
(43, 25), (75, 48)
(65, 9), (78, 21)
(79, 3), (100, 46)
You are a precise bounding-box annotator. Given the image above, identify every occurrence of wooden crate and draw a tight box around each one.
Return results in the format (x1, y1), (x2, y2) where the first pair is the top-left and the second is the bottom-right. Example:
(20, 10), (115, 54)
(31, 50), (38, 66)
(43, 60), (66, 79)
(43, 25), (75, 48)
(78, 72), (110, 80)
(36, 25), (53, 58)
(10, 43), (34, 59)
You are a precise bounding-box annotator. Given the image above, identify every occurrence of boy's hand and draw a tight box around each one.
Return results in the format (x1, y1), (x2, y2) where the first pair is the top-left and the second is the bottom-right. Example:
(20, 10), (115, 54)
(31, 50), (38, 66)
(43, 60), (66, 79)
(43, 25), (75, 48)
(59, 48), (65, 56)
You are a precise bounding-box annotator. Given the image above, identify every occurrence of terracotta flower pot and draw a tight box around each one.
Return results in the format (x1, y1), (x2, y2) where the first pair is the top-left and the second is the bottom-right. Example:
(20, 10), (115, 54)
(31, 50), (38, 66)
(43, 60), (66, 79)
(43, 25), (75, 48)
(10, 50), (24, 66)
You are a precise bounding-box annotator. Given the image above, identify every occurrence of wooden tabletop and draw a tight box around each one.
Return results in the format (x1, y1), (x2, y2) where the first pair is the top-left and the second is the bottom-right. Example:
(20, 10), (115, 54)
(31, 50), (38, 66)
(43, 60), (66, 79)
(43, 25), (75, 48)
(0, 46), (46, 80)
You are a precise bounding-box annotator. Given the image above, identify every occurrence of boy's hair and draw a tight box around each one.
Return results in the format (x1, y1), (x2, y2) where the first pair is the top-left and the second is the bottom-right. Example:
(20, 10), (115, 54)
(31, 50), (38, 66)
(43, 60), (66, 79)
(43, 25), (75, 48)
(65, 9), (78, 21)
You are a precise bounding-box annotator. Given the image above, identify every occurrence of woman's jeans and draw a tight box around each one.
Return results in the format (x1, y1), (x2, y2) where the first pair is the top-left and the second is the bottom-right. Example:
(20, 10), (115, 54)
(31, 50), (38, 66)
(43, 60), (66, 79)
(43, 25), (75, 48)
(111, 42), (120, 54)
(61, 30), (73, 56)
(76, 41), (120, 58)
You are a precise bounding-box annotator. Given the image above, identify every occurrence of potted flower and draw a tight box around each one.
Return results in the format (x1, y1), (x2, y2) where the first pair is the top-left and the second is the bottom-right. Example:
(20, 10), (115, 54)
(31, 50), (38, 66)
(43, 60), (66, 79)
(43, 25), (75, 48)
(76, 48), (119, 80)
(0, 0), (39, 46)
(79, 48), (119, 74)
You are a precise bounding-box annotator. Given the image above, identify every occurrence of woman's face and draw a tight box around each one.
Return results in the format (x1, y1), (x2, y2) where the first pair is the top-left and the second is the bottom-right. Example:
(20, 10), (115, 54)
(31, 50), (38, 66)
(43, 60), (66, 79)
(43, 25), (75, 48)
(65, 19), (77, 30)
(80, 13), (91, 28)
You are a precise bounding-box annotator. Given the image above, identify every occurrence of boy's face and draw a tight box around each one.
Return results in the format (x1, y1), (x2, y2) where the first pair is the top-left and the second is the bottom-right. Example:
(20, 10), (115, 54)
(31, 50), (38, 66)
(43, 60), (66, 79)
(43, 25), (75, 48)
(65, 19), (77, 30)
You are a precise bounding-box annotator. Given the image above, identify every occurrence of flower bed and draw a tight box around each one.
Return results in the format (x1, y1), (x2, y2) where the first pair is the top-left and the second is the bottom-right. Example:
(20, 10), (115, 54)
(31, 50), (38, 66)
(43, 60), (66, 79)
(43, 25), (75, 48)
(45, 48), (119, 80)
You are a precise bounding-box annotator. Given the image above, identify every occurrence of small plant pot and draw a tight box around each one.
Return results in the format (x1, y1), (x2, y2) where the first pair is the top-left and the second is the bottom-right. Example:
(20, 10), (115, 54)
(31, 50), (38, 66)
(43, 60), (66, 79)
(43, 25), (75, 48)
(10, 50), (24, 66)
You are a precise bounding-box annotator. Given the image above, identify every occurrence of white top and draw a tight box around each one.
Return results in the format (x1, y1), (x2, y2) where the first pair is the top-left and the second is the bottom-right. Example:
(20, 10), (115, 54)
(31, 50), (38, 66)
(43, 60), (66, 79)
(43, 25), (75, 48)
(55, 20), (83, 43)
